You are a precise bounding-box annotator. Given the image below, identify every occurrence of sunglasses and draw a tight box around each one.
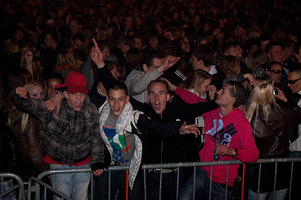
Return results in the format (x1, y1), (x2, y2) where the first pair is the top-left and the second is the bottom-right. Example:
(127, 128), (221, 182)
(270, 70), (284, 74)
(288, 78), (301, 84)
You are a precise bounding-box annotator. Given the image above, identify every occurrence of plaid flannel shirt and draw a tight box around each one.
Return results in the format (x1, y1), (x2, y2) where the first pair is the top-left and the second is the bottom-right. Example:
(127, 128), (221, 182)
(14, 94), (105, 170)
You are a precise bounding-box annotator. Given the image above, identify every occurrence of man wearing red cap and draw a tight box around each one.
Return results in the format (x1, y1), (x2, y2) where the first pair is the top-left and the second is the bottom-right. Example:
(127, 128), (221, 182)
(14, 71), (105, 200)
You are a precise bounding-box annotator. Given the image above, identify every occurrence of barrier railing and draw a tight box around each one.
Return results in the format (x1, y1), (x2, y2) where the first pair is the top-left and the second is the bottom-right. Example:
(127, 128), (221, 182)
(1, 157), (301, 200)
(0, 172), (24, 200)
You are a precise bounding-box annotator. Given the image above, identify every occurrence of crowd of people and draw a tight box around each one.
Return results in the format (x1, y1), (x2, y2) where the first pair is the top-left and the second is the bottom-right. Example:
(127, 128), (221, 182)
(1, 0), (301, 199)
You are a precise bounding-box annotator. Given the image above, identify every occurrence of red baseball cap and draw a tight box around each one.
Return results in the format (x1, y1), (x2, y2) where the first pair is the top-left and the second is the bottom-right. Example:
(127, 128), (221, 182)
(64, 71), (89, 94)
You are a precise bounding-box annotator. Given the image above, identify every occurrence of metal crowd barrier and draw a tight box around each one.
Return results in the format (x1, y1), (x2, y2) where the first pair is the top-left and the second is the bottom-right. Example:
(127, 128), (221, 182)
(2, 157), (301, 200)
(0, 172), (24, 200)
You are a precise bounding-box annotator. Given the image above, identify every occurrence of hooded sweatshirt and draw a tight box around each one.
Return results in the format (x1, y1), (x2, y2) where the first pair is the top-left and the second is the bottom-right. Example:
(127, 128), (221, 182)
(200, 107), (259, 186)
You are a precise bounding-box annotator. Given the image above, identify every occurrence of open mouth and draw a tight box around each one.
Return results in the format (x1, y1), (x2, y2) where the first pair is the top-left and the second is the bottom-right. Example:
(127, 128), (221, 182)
(113, 107), (120, 113)
(153, 101), (161, 111)
(75, 102), (82, 109)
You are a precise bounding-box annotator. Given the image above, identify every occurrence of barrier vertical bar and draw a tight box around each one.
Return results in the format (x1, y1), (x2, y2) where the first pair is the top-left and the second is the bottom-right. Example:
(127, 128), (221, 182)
(126, 170), (129, 200)
(241, 164), (246, 200)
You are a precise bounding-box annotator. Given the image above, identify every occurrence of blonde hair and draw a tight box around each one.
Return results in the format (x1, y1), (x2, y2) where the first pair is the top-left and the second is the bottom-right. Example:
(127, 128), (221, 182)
(55, 50), (78, 72)
(246, 80), (278, 122)
(180, 70), (212, 93)
(21, 81), (45, 133)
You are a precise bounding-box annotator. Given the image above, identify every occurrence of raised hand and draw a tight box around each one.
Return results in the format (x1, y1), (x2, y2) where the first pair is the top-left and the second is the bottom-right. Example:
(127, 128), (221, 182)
(162, 78), (177, 91)
(208, 85), (217, 100)
(273, 87), (288, 102)
(15, 87), (29, 99)
(90, 38), (105, 68)
(158, 55), (180, 73)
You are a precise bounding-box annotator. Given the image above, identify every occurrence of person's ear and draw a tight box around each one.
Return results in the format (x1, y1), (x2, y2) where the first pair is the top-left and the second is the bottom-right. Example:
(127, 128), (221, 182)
(142, 64), (149, 73)
(166, 93), (171, 102)
(126, 95), (130, 103)
(229, 96), (236, 105)
(63, 91), (68, 98)
(198, 59), (204, 67)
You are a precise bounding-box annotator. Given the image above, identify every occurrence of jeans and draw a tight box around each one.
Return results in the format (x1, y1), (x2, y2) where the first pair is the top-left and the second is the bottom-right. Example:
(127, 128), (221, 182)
(49, 163), (90, 200)
(178, 167), (232, 200)
(146, 169), (183, 200)
(94, 170), (143, 200)
(248, 188), (289, 200)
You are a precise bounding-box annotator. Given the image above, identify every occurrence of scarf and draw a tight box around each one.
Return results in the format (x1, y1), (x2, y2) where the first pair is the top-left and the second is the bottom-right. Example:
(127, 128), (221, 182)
(99, 101), (143, 190)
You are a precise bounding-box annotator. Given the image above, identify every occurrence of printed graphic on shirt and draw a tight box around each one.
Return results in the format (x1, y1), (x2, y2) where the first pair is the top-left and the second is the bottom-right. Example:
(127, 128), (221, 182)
(205, 119), (237, 147)
(103, 125), (130, 163)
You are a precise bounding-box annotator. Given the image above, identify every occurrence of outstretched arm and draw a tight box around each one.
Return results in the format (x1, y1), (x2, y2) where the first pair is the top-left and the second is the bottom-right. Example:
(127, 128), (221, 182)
(135, 114), (200, 140)
(14, 87), (48, 120)
(45, 92), (64, 114)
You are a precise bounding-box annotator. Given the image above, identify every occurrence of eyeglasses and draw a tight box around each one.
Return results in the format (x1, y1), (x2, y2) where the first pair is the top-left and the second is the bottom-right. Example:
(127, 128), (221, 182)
(288, 78), (301, 84)
(270, 70), (284, 74)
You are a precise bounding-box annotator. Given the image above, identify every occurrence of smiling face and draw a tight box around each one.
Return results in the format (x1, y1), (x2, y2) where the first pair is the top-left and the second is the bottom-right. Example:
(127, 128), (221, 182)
(64, 92), (87, 111)
(147, 82), (170, 115)
(107, 89), (129, 119)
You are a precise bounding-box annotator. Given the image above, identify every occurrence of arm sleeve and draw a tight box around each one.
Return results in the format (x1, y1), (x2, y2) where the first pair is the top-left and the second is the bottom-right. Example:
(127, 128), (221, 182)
(236, 123), (259, 163)
(288, 105), (301, 152)
(173, 97), (219, 119)
(289, 136), (301, 152)
(13, 93), (48, 121)
(88, 88), (106, 109)
(136, 114), (183, 140)
(175, 87), (206, 103)
(89, 106), (105, 170)
(97, 66), (117, 92)
(125, 69), (162, 95)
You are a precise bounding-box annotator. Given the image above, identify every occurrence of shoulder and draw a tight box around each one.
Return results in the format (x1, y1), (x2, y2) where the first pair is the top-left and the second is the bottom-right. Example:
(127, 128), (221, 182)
(125, 70), (143, 79)
(82, 97), (99, 116)
(132, 110), (145, 123)
(203, 107), (220, 118)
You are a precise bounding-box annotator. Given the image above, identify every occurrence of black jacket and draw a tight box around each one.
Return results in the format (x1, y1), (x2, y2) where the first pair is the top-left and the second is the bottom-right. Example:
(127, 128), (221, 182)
(97, 66), (219, 164)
